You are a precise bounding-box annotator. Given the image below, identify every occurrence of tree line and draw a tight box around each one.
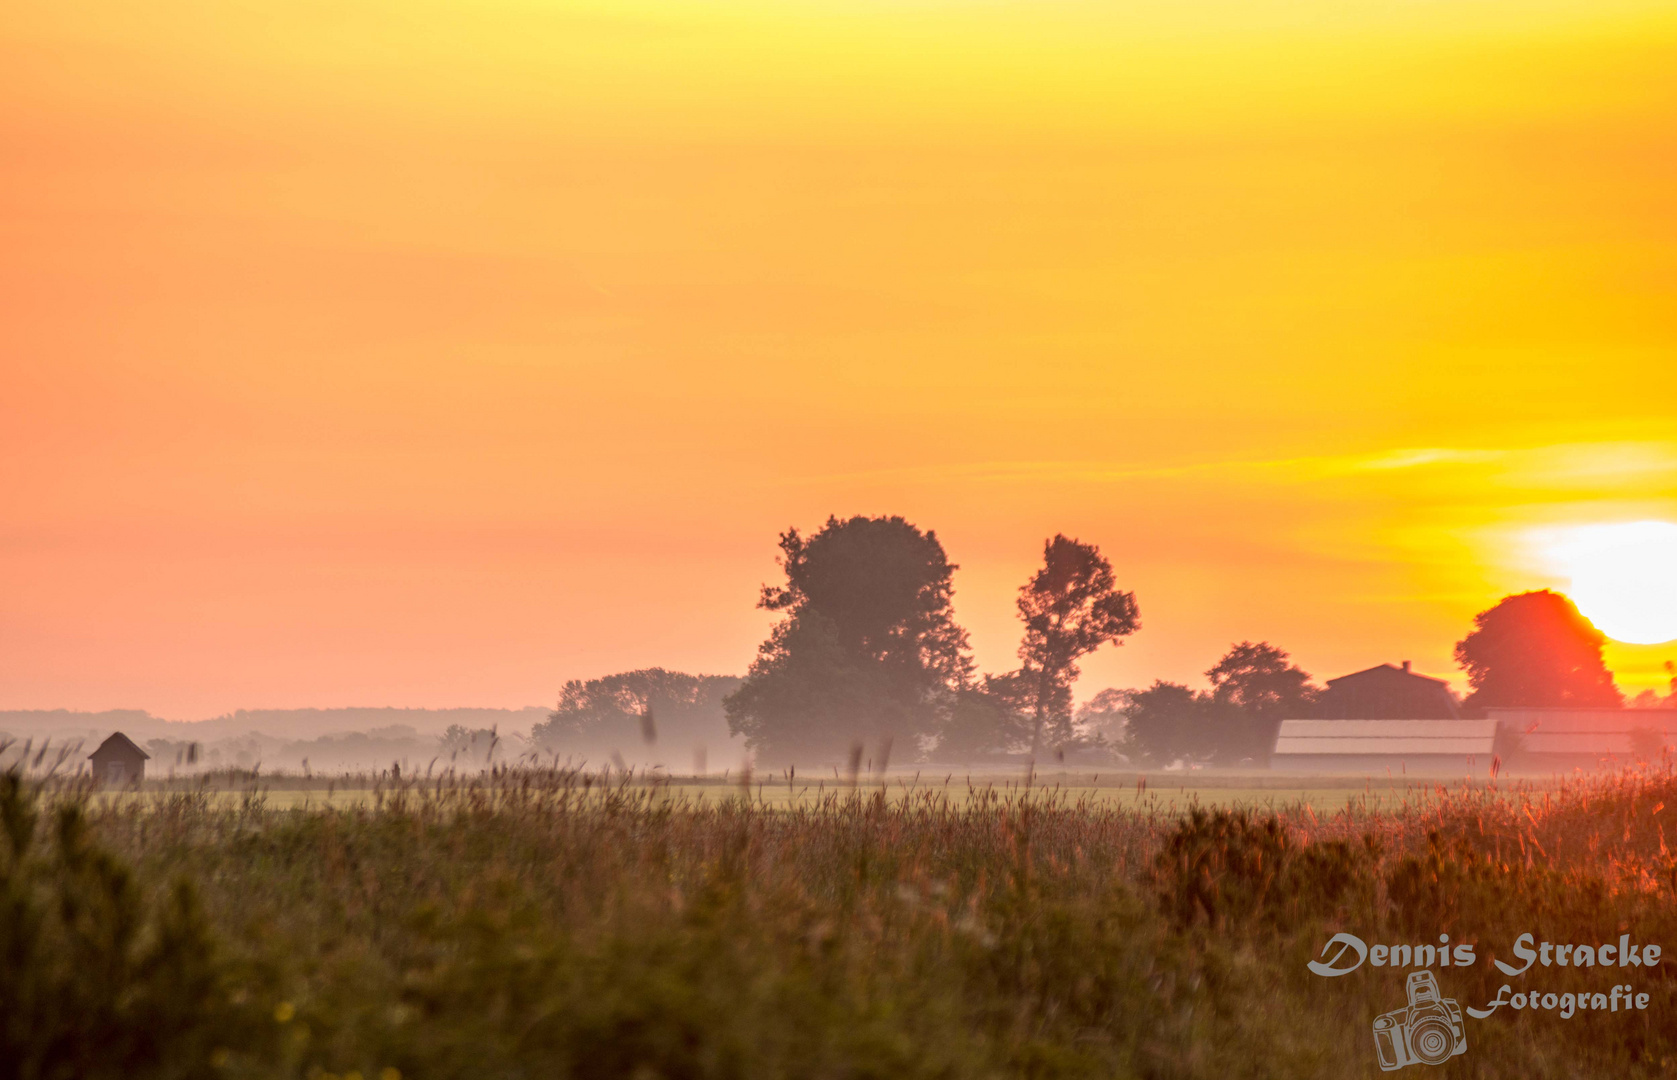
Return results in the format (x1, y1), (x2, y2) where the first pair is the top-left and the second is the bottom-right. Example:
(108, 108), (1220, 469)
(719, 516), (1143, 766)
(539, 515), (1646, 768)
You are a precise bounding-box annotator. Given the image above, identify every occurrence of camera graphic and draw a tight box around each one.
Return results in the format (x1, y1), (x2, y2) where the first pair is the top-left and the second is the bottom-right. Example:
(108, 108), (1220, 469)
(1372, 971), (1467, 1070)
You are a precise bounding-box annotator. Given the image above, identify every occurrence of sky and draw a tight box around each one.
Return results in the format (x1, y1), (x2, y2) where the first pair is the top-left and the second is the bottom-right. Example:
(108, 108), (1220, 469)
(3, 0), (1675, 719)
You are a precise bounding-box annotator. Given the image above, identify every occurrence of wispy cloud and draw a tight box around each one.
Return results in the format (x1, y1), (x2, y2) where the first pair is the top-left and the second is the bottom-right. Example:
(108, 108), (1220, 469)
(789, 441), (1677, 491)
(1352, 448), (1505, 472)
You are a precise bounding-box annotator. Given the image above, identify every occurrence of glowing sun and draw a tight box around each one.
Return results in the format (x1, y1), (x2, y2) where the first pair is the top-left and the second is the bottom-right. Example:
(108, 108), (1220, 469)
(1542, 521), (1677, 645)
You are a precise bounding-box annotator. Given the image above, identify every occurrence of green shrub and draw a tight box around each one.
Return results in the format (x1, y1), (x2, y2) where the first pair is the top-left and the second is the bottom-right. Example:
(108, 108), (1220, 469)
(0, 770), (271, 1080)
(1153, 808), (1370, 931)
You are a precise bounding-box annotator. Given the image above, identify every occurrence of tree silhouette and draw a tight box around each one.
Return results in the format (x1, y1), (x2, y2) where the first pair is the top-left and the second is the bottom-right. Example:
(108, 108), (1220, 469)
(1122, 681), (1215, 765)
(1122, 644), (1316, 765)
(935, 672), (1033, 760)
(531, 669), (742, 761)
(1454, 590), (1622, 712)
(725, 515), (971, 764)
(1203, 641), (1319, 763)
(1015, 535), (1140, 766)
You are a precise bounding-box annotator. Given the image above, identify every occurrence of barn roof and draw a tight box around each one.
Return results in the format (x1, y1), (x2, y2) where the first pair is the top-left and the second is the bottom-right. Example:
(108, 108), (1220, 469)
(89, 731), (150, 761)
(1273, 719), (1496, 757)
(1326, 663), (1450, 689)
(1316, 663), (1460, 720)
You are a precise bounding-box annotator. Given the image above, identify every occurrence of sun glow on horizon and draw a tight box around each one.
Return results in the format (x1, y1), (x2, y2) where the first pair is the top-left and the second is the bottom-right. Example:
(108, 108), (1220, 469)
(1540, 522), (1677, 646)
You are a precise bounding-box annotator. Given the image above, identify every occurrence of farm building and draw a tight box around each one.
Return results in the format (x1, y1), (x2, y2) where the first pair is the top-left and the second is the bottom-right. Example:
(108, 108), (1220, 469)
(89, 731), (149, 785)
(1488, 708), (1677, 772)
(1270, 719), (1497, 775)
(1268, 661), (1485, 774)
(1315, 661), (1460, 719)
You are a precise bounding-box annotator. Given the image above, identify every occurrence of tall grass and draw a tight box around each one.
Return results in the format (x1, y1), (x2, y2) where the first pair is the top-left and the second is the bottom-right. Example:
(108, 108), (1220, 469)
(3, 761), (1675, 1078)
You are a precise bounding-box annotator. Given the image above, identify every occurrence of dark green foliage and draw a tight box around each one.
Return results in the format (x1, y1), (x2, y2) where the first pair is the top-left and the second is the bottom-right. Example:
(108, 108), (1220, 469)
(0, 771), (268, 1080)
(1384, 831), (1526, 937)
(1153, 808), (1368, 931)
(1155, 808), (1291, 929)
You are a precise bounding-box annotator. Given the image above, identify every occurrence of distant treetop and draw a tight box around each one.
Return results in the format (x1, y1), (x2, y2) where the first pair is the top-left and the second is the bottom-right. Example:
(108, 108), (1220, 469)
(1454, 590), (1622, 712)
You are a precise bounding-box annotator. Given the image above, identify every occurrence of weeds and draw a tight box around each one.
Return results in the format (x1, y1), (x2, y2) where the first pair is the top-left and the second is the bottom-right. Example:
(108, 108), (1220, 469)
(3, 762), (1676, 1077)
(0, 772), (272, 1080)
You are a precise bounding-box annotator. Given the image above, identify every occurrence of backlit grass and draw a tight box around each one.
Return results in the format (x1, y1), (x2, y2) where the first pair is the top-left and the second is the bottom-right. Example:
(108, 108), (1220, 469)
(6, 760), (1676, 1078)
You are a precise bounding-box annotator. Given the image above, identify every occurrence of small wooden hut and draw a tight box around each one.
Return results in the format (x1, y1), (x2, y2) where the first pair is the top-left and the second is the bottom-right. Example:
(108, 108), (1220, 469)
(89, 731), (150, 785)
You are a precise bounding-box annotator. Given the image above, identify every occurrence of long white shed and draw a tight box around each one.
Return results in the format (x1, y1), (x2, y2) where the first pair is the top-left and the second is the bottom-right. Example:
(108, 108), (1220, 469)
(1271, 719), (1498, 775)
(1487, 708), (1676, 770)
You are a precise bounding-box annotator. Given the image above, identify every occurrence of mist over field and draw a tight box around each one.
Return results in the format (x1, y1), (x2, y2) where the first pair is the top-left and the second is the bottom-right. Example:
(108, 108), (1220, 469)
(0, 707), (541, 773)
(0, 704), (746, 777)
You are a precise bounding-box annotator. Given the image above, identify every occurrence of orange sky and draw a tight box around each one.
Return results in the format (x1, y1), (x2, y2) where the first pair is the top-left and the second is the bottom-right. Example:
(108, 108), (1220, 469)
(3, 0), (1675, 718)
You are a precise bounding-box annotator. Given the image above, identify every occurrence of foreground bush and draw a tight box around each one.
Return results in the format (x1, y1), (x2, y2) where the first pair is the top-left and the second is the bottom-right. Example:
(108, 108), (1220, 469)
(0, 773), (271, 1080)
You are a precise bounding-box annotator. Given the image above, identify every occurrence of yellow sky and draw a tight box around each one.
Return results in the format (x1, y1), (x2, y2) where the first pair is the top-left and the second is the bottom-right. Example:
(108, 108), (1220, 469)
(3, 0), (1675, 717)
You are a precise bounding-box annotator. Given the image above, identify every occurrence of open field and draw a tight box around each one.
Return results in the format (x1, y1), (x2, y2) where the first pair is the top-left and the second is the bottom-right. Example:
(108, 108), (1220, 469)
(8, 761), (1677, 1079)
(101, 767), (1564, 817)
(102, 782), (1429, 816)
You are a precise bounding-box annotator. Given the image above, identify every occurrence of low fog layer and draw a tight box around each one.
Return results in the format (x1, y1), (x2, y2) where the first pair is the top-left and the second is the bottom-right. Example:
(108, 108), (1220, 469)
(0, 701), (742, 777)
(0, 707), (537, 775)
(0, 669), (756, 776)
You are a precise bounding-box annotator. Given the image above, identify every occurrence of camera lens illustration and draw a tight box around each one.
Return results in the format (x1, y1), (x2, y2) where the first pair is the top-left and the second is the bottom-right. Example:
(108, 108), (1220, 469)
(1372, 971), (1468, 1070)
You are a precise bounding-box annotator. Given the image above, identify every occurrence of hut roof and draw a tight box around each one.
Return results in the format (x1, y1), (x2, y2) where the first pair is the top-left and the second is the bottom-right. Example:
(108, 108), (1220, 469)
(88, 731), (151, 761)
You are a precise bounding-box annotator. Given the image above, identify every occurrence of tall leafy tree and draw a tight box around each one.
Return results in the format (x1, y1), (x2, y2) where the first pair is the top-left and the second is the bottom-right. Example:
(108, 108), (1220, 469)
(1203, 641), (1319, 763)
(1015, 535), (1140, 763)
(725, 515), (971, 764)
(1454, 590), (1623, 712)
